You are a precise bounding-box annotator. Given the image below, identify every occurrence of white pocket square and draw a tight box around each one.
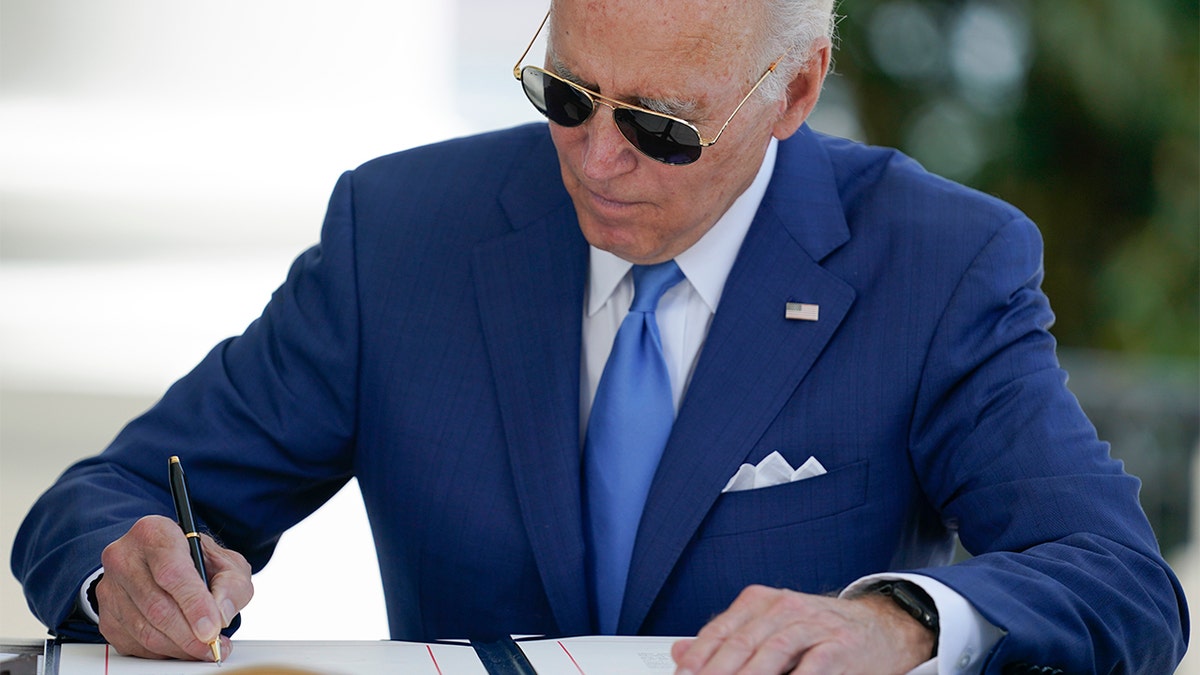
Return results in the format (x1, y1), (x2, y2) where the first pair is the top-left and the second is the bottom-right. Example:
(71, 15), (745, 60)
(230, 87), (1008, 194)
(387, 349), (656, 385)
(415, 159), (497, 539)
(722, 451), (827, 493)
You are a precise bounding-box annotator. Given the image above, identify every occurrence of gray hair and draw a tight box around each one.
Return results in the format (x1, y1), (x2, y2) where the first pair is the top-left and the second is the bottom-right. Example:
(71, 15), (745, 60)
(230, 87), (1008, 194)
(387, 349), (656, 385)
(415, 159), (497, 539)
(754, 0), (838, 104)
(544, 0), (836, 106)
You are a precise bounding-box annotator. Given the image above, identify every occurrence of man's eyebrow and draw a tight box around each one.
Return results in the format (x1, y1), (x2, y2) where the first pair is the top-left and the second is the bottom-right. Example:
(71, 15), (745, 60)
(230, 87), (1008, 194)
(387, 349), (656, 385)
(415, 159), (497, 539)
(548, 53), (699, 120)
(548, 53), (593, 88)
(639, 95), (698, 120)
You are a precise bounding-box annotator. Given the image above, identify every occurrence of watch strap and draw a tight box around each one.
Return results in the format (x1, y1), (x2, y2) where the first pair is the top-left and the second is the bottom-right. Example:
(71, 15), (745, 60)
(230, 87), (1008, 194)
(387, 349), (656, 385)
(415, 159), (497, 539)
(871, 580), (940, 657)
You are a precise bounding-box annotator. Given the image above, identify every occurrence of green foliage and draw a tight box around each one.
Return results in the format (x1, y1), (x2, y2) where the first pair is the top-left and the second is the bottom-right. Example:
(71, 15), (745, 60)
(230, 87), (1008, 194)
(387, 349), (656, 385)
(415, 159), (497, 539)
(832, 0), (1198, 357)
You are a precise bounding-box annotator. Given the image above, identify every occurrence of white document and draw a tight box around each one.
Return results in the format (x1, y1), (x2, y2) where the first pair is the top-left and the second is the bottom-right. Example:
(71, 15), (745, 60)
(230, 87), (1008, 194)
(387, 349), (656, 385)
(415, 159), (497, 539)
(518, 635), (683, 674)
(56, 640), (486, 675)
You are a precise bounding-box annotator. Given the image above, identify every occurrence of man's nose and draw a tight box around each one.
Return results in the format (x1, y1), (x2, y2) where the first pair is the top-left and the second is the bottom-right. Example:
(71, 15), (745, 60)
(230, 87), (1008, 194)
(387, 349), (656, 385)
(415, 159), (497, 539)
(580, 102), (638, 179)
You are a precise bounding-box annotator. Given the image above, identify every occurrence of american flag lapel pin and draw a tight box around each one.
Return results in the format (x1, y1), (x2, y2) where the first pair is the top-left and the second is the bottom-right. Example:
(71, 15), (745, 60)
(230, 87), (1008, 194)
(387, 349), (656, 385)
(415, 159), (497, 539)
(785, 302), (819, 322)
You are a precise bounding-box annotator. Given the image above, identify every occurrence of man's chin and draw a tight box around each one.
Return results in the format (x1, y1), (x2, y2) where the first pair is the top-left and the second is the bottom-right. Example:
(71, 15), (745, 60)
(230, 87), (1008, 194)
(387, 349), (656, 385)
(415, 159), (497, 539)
(577, 222), (641, 259)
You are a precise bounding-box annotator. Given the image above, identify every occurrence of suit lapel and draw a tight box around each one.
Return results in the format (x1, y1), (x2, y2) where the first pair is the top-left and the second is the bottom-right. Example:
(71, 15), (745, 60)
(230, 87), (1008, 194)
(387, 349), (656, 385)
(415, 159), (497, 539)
(621, 129), (858, 632)
(471, 135), (593, 635)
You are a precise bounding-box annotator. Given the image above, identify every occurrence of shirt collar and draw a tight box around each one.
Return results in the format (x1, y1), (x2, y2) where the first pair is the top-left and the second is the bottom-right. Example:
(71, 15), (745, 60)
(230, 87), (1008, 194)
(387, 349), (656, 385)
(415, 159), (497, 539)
(586, 137), (779, 316)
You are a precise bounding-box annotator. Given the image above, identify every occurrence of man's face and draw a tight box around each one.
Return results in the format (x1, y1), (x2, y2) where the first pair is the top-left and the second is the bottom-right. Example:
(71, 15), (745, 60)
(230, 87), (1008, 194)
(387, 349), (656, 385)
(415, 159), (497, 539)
(546, 0), (785, 265)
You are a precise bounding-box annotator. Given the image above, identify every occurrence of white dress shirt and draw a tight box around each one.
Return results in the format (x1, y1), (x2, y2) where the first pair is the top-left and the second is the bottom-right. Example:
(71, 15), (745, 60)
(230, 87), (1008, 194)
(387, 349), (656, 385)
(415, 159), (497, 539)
(580, 140), (774, 435)
(579, 138), (1004, 673)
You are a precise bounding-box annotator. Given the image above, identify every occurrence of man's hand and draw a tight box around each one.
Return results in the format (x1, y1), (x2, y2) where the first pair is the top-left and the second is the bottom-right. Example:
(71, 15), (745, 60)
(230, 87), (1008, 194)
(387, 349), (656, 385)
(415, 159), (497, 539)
(671, 585), (935, 675)
(96, 515), (254, 661)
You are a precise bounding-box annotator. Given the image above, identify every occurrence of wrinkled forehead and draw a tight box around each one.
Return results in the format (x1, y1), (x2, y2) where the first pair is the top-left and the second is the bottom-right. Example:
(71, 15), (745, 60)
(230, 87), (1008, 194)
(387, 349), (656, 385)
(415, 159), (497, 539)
(546, 0), (765, 77)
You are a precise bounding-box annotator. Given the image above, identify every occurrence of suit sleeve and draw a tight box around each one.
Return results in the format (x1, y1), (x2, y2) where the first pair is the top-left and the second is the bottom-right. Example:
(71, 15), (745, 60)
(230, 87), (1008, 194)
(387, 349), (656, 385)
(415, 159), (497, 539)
(10, 170), (364, 640)
(905, 216), (1188, 672)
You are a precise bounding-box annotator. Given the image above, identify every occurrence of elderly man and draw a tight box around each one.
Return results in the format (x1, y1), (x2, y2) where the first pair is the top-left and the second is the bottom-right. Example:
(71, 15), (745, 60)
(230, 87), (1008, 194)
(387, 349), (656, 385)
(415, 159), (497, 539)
(13, 0), (1187, 672)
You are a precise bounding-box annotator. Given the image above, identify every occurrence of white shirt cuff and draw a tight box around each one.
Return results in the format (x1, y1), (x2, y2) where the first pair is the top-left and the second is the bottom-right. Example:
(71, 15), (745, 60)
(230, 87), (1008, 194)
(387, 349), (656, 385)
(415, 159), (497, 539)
(842, 572), (1006, 675)
(77, 567), (105, 624)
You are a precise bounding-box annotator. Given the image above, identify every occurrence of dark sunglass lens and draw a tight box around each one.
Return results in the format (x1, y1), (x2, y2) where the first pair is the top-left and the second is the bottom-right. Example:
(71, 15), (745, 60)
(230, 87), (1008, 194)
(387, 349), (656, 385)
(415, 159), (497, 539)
(613, 109), (702, 165)
(521, 67), (593, 127)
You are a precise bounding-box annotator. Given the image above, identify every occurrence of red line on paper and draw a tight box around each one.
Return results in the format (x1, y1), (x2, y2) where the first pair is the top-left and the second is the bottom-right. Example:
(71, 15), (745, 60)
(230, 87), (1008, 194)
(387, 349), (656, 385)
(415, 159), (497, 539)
(427, 644), (444, 675)
(558, 640), (586, 674)
(105, 643), (110, 674)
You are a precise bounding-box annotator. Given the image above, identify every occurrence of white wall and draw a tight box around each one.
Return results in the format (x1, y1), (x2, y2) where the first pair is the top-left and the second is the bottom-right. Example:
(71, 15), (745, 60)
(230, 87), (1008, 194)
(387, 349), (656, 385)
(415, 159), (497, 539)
(0, 0), (543, 640)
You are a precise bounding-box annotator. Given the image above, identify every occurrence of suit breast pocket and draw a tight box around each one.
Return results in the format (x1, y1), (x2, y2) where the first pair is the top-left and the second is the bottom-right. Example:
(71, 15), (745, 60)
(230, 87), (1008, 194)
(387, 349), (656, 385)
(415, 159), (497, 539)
(698, 459), (869, 538)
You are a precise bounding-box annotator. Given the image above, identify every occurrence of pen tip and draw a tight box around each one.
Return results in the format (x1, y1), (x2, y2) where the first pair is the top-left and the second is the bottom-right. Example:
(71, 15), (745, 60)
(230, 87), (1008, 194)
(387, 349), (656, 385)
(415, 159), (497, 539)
(170, 455), (181, 464)
(211, 639), (222, 665)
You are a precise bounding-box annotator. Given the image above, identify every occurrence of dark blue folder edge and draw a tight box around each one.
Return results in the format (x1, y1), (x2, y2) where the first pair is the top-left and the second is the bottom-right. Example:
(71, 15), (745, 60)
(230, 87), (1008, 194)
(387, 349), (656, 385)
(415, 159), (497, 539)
(470, 635), (539, 675)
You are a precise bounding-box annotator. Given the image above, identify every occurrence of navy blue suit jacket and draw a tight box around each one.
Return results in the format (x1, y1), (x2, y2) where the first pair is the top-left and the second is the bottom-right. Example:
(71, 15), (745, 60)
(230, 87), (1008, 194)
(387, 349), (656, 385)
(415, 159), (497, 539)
(13, 123), (1187, 672)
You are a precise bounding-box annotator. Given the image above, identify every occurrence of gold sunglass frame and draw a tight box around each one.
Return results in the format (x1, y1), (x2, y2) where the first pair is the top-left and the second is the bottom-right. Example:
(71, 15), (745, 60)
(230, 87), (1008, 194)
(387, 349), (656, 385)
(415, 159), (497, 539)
(512, 8), (794, 156)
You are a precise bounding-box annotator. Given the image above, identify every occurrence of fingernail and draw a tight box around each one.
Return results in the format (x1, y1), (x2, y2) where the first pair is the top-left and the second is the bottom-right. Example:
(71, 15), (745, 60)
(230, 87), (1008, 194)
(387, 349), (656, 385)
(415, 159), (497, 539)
(221, 599), (237, 627)
(196, 616), (218, 642)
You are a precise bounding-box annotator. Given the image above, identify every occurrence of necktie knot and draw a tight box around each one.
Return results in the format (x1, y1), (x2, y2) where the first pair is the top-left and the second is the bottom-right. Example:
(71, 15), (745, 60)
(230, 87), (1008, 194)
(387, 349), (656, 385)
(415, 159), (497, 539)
(629, 261), (684, 313)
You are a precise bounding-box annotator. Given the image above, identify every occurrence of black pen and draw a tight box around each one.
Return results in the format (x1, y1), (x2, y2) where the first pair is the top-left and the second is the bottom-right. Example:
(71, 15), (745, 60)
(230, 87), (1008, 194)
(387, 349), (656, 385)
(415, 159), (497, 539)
(168, 455), (223, 665)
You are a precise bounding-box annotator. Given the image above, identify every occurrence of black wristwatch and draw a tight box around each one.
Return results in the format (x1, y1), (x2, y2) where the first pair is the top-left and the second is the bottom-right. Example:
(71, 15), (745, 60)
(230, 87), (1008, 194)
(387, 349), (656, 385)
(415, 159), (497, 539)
(872, 580), (940, 657)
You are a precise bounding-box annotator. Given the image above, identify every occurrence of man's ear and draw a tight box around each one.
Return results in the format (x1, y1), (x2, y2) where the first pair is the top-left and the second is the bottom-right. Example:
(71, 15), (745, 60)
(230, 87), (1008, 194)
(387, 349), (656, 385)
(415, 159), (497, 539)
(772, 38), (832, 141)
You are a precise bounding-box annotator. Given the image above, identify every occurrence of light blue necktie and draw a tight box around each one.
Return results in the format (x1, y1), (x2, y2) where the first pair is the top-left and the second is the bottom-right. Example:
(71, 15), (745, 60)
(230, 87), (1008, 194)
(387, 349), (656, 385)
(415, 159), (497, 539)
(584, 260), (685, 634)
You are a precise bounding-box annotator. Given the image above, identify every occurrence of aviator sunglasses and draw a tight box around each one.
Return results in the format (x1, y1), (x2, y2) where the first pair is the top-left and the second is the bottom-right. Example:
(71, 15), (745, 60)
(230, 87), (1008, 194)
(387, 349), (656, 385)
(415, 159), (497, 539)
(512, 9), (794, 165)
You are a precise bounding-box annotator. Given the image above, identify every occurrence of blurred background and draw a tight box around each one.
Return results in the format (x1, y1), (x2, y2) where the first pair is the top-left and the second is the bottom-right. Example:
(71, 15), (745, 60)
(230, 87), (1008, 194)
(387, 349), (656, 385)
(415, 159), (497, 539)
(1, 0), (1197, 668)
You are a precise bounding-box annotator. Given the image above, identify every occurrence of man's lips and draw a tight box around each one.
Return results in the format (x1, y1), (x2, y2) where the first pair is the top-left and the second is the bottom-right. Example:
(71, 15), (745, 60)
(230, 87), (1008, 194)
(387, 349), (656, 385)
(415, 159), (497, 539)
(585, 187), (641, 211)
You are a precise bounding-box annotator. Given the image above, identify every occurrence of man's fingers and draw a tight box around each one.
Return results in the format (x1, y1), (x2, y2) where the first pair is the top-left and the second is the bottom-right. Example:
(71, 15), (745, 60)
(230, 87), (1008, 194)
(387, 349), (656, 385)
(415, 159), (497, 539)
(99, 520), (203, 658)
(201, 533), (254, 627)
(96, 575), (192, 660)
(738, 623), (822, 675)
(672, 585), (781, 674)
(151, 555), (219, 638)
(673, 586), (928, 675)
(97, 515), (231, 661)
(143, 528), (224, 647)
(701, 614), (818, 675)
(787, 643), (841, 675)
(670, 638), (695, 663)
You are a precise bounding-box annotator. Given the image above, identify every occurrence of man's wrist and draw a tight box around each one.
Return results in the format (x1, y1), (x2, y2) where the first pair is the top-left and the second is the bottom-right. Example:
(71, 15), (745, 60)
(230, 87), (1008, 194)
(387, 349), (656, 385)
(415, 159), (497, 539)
(842, 573), (1004, 673)
(868, 580), (939, 657)
(849, 581), (939, 663)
